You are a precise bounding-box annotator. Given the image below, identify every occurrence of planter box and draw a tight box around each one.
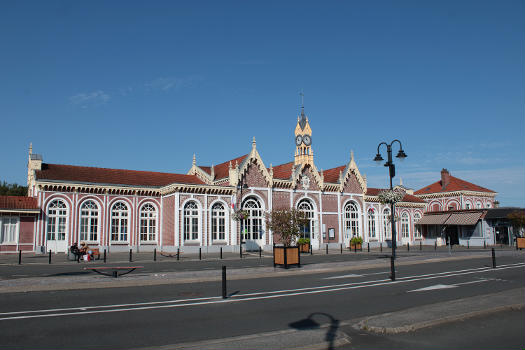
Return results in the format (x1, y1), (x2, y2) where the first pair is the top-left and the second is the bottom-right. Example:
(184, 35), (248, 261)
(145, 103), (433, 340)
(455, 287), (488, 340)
(517, 237), (525, 249)
(299, 243), (310, 253)
(273, 245), (300, 268)
(349, 243), (362, 251)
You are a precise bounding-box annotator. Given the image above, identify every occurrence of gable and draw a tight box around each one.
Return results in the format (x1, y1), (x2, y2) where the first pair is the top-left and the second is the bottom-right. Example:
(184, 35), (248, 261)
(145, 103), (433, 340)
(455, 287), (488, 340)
(242, 160), (269, 187)
(343, 172), (362, 194)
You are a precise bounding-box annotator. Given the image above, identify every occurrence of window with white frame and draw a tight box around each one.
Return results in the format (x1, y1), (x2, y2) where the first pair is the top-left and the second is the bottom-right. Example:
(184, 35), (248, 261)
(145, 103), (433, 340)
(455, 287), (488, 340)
(465, 203), (471, 209)
(184, 201), (199, 241)
(367, 208), (376, 239)
(111, 202), (129, 242)
(298, 199), (315, 240)
(47, 200), (67, 241)
(401, 212), (410, 238)
(211, 202), (226, 241)
(242, 197), (263, 240)
(383, 208), (391, 241)
(414, 212), (422, 238)
(140, 203), (157, 242)
(80, 201), (98, 242)
(476, 201), (482, 209)
(344, 202), (360, 237)
(486, 202), (491, 208)
(0, 217), (19, 244)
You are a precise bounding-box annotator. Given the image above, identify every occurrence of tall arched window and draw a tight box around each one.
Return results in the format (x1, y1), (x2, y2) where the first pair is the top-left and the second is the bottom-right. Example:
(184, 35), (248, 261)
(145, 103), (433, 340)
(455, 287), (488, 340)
(242, 197), (263, 240)
(401, 212), (410, 238)
(140, 203), (157, 242)
(184, 201), (199, 241)
(476, 201), (482, 209)
(367, 208), (376, 239)
(80, 200), (98, 242)
(383, 208), (391, 241)
(211, 202), (226, 241)
(414, 212), (422, 238)
(111, 202), (129, 242)
(344, 202), (360, 237)
(298, 199), (315, 240)
(47, 200), (67, 241)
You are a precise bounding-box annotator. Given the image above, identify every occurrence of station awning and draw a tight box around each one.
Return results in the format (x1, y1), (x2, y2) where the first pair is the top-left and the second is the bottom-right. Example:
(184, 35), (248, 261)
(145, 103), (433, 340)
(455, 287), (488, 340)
(416, 213), (451, 225)
(444, 212), (483, 226)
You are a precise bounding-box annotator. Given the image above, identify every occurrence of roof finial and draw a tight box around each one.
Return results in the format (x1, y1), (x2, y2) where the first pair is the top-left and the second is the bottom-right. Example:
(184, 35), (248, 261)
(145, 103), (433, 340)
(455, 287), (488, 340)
(350, 150), (354, 162)
(229, 161), (232, 170)
(252, 136), (256, 149)
(29, 142), (33, 155)
(192, 153), (196, 166)
(400, 177), (403, 186)
(299, 90), (305, 117)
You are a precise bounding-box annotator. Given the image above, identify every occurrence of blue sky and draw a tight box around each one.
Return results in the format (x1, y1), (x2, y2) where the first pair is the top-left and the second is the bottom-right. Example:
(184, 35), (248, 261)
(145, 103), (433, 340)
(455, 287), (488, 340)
(1, 1), (523, 206)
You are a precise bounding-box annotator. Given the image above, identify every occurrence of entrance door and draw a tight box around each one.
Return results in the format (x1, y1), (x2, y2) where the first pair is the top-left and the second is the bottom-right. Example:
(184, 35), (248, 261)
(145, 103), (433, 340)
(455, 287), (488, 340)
(46, 199), (68, 253)
(241, 197), (265, 251)
(401, 213), (411, 245)
(298, 199), (318, 250)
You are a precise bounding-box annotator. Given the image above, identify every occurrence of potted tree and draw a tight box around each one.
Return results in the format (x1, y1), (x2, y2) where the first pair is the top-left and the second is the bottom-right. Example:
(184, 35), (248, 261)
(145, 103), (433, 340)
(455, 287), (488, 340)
(266, 208), (309, 268)
(350, 236), (363, 251)
(297, 237), (311, 253)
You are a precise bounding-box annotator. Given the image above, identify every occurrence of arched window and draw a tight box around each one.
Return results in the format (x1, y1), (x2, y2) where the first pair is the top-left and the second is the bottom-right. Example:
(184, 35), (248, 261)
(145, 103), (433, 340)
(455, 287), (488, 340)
(80, 200), (98, 242)
(298, 199), (315, 240)
(211, 203), (226, 241)
(47, 200), (67, 241)
(383, 208), (391, 241)
(140, 203), (157, 242)
(401, 212), (410, 238)
(476, 201), (482, 209)
(368, 208), (376, 239)
(486, 202), (491, 208)
(414, 212), (422, 238)
(465, 203), (471, 209)
(344, 202), (360, 237)
(184, 201), (199, 241)
(111, 202), (129, 242)
(242, 197), (263, 240)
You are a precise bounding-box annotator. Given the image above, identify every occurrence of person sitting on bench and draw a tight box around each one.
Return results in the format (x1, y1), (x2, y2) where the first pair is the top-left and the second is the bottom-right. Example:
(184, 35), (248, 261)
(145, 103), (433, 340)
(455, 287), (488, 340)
(79, 241), (94, 261)
(70, 242), (82, 261)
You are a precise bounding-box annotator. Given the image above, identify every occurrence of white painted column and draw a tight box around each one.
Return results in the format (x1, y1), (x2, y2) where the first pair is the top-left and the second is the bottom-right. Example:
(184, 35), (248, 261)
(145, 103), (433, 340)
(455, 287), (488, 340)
(204, 194), (208, 246)
(318, 192), (323, 246)
(159, 196), (164, 249)
(268, 188), (272, 246)
(337, 192), (342, 244)
(230, 194), (236, 246)
(175, 193), (180, 247)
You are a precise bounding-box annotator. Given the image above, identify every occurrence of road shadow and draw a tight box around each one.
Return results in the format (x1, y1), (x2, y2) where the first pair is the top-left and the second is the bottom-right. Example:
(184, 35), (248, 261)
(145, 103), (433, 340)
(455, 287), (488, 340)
(289, 312), (340, 350)
(46, 271), (91, 277)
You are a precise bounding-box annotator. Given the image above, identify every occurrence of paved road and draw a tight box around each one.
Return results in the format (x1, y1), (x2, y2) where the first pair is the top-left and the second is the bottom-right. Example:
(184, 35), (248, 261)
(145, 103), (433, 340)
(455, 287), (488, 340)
(0, 254), (523, 349)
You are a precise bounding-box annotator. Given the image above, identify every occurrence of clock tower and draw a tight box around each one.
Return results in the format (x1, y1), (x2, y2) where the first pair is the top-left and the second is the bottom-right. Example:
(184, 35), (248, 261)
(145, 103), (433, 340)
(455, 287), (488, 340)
(294, 107), (314, 165)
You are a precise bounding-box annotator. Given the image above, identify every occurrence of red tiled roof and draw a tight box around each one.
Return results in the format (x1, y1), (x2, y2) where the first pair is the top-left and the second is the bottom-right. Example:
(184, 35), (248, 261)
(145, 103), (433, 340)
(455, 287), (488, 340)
(271, 162), (294, 179)
(415, 175), (495, 195)
(366, 188), (426, 203)
(0, 196), (39, 210)
(36, 164), (205, 187)
(199, 154), (248, 180)
(323, 165), (345, 183)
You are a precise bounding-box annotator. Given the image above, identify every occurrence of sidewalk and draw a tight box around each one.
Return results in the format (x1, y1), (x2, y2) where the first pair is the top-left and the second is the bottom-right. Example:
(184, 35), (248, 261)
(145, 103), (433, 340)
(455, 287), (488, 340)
(1, 249), (521, 294)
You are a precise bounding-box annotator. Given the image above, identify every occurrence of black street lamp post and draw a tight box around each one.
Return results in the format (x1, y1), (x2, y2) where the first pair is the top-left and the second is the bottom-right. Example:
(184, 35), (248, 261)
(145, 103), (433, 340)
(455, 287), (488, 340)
(374, 140), (407, 259)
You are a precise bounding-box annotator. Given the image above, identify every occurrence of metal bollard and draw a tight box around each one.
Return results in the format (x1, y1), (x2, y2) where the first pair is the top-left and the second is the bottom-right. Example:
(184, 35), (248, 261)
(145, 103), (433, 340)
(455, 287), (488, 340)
(240, 244), (243, 259)
(18, 250), (22, 265)
(467, 241), (469, 249)
(310, 245), (313, 255)
(420, 241), (422, 251)
(259, 246), (262, 258)
(103, 249), (107, 263)
(199, 248), (202, 260)
(340, 244), (343, 254)
(154, 248), (157, 261)
(390, 255), (395, 281)
(354, 243), (357, 253)
(177, 248), (180, 261)
(484, 240), (486, 249)
(129, 249), (132, 262)
(380, 243), (382, 252)
(113, 271), (118, 278)
(326, 244), (328, 255)
(222, 266), (227, 299)
(220, 247), (223, 259)
(49, 250), (52, 264)
(407, 243), (410, 252)
(434, 241), (437, 250)
(492, 248), (496, 268)
(368, 243), (370, 253)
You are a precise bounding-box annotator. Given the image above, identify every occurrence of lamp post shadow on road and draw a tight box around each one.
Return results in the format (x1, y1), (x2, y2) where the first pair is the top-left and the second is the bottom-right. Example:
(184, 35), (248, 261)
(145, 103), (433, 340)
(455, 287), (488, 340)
(289, 312), (340, 350)
(373, 140), (407, 261)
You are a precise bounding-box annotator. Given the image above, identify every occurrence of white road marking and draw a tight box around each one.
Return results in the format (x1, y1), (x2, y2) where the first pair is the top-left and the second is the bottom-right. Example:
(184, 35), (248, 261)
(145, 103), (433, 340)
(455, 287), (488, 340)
(408, 278), (492, 292)
(0, 262), (522, 321)
(324, 271), (389, 279)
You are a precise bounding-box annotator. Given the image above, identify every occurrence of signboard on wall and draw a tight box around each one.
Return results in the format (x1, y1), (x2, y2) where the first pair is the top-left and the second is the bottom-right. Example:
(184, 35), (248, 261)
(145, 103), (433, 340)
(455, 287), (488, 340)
(328, 228), (335, 239)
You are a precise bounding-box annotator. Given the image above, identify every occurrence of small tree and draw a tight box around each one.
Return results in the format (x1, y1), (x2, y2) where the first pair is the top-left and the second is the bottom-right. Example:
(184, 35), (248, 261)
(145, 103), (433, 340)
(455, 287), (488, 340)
(508, 210), (525, 237)
(266, 209), (309, 247)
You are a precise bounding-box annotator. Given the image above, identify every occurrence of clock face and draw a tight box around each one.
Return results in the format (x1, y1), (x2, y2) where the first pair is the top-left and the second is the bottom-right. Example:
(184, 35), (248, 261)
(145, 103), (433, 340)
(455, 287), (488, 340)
(295, 135), (303, 146)
(303, 135), (311, 146)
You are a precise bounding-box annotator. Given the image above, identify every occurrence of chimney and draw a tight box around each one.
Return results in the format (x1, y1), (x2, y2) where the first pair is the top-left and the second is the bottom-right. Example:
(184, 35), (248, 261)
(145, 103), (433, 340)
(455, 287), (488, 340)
(441, 168), (450, 190)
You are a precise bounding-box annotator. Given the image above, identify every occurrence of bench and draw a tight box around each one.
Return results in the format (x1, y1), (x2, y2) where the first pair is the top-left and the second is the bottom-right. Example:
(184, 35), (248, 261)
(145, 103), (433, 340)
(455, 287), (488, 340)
(84, 266), (144, 278)
(90, 248), (101, 260)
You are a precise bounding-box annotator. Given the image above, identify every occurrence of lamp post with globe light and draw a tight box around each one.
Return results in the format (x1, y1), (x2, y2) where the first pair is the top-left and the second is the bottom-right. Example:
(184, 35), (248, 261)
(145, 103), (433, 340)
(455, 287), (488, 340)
(373, 140), (407, 260)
